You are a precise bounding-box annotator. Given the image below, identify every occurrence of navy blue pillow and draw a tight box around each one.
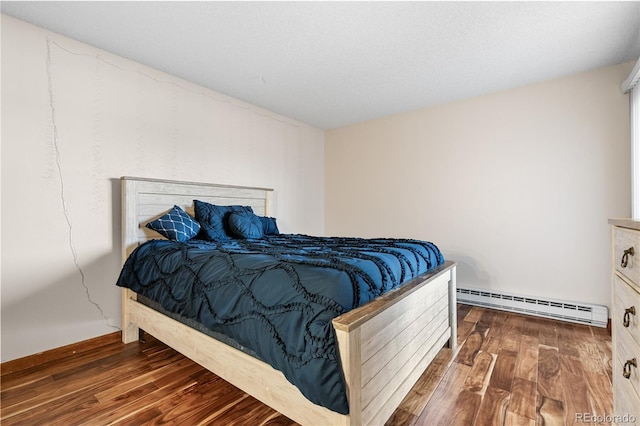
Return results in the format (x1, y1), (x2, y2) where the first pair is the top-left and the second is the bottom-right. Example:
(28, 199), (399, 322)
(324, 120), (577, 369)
(145, 205), (200, 242)
(259, 216), (280, 235)
(228, 211), (264, 239)
(194, 200), (254, 241)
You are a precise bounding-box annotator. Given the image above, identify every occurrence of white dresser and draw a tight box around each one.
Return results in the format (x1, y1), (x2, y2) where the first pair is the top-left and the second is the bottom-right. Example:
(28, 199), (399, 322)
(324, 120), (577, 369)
(610, 219), (640, 425)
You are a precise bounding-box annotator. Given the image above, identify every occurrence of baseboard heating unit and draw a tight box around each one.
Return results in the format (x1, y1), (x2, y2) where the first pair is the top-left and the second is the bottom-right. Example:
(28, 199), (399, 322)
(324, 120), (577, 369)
(456, 287), (608, 328)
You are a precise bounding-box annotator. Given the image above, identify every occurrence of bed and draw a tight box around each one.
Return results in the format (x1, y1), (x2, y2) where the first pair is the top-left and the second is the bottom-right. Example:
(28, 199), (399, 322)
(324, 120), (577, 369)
(118, 176), (457, 426)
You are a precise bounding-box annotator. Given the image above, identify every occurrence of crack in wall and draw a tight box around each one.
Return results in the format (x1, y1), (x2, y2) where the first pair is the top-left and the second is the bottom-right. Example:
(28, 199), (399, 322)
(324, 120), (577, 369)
(46, 37), (118, 331)
(43, 36), (306, 332)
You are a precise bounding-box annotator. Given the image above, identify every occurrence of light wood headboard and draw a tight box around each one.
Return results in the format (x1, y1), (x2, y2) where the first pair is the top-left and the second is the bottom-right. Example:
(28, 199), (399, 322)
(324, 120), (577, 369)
(121, 176), (273, 261)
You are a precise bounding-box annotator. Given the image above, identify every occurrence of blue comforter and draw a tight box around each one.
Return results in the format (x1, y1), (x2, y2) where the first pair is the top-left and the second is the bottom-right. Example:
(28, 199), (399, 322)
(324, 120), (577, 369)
(116, 234), (444, 414)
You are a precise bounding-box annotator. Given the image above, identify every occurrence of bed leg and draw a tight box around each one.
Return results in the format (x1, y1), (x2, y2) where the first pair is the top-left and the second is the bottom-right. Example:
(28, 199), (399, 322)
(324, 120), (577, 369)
(121, 288), (140, 344)
(448, 265), (458, 351)
(334, 327), (362, 426)
(122, 323), (139, 344)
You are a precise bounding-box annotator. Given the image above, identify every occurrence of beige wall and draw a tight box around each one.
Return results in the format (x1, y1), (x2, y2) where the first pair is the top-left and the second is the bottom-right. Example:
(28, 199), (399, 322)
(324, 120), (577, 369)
(326, 62), (633, 313)
(1, 13), (633, 362)
(1, 16), (325, 362)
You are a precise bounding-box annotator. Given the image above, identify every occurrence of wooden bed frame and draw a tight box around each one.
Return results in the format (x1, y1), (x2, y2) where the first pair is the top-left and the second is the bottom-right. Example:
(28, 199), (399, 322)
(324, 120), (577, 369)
(120, 176), (457, 426)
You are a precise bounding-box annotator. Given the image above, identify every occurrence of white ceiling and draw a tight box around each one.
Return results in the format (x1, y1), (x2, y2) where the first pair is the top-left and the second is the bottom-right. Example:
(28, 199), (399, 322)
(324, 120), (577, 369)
(2, 1), (640, 129)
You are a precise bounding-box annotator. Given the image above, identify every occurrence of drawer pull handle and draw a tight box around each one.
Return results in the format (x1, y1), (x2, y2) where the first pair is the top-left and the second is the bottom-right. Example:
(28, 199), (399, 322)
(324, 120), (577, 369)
(623, 358), (637, 379)
(621, 247), (635, 268)
(624, 306), (636, 327)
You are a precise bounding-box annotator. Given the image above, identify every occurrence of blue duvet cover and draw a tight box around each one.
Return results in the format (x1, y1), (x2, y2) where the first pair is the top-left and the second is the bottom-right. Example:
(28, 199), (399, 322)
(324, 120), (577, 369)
(116, 234), (444, 414)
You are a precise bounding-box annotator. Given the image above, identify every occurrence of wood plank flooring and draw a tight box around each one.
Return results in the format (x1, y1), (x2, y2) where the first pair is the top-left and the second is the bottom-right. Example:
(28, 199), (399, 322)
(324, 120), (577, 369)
(1, 304), (613, 425)
(390, 304), (613, 426)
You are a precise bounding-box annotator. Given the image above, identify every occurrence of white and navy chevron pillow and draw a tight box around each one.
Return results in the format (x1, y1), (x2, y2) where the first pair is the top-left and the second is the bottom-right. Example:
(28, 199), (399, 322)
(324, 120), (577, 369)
(146, 205), (200, 242)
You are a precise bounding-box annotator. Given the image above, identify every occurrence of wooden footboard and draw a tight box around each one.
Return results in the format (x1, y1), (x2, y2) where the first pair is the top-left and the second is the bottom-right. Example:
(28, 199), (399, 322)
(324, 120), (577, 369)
(333, 261), (456, 425)
(121, 261), (456, 426)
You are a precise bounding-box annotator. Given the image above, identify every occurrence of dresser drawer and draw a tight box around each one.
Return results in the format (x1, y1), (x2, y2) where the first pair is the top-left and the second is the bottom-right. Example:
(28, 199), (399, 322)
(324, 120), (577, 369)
(614, 227), (640, 287)
(615, 315), (640, 401)
(614, 276), (640, 349)
(613, 356), (640, 426)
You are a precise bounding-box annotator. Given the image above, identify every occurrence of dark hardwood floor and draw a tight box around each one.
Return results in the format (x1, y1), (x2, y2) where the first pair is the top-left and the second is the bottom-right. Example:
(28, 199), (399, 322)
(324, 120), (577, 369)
(390, 304), (612, 426)
(1, 304), (612, 425)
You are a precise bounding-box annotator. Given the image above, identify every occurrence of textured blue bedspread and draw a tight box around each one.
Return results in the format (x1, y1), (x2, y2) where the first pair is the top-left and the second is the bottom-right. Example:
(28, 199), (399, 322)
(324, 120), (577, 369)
(116, 234), (444, 414)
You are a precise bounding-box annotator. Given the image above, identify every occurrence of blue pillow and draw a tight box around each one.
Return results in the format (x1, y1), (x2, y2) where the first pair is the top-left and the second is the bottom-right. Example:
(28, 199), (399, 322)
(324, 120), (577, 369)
(228, 211), (264, 239)
(145, 205), (200, 242)
(259, 216), (280, 235)
(194, 200), (254, 241)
